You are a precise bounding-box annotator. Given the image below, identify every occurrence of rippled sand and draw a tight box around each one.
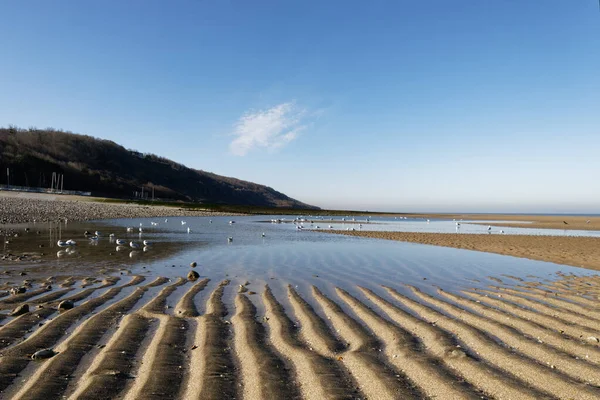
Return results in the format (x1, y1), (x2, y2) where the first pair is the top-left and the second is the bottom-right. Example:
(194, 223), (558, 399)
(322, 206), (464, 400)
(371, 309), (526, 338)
(1, 270), (600, 399)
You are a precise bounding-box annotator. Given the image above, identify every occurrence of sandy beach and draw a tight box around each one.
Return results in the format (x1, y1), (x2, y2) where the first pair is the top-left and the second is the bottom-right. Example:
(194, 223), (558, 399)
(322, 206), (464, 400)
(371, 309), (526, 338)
(1, 198), (600, 398)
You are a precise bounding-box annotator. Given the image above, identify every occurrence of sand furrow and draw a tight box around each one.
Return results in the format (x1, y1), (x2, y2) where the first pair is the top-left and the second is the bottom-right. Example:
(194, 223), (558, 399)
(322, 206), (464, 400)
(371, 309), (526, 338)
(311, 286), (422, 400)
(465, 290), (600, 346)
(0, 286), (52, 306)
(263, 285), (356, 400)
(478, 289), (600, 334)
(67, 313), (152, 400)
(10, 283), (156, 400)
(232, 293), (301, 400)
(174, 278), (210, 317)
(0, 276), (151, 393)
(122, 315), (189, 400)
(30, 288), (74, 304)
(384, 286), (600, 399)
(360, 286), (548, 399)
(335, 287), (478, 400)
(492, 285), (600, 320)
(516, 285), (600, 308)
(141, 277), (187, 314)
(182, 280), (237, 400)
(287, 285), (345, 356)
(439, 288), (600, 365)
(406, 285), (600, 386)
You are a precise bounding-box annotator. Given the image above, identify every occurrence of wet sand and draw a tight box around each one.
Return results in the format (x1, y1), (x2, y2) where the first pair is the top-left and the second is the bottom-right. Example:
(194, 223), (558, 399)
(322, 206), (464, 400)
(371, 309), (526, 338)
(406, 213), (600, 231)
(335, 231), (600, 272)
(0, 272), (599, 399)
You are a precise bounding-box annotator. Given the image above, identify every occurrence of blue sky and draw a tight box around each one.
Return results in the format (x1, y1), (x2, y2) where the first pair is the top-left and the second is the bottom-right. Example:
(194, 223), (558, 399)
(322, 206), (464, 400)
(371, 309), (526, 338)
(1, 1), (599, 212)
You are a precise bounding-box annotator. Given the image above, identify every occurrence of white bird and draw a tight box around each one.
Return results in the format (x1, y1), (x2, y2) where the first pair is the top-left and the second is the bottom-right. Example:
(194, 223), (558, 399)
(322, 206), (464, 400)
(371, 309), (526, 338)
(227, 237), (233, 242)
(109, 233), (115, 237)
(328, 225), (333, 229)
(130, 242), (140, 249)
(229, 220), (235, 224)
(139, 227), (143, 233)
(57, 240), (68, 247)
(126, 227), (134, 232)
(165, 218), (169, 223)
(181, 221), (187, 225)
(116, 245), (127, 251)
(187, 227), (191, 233)
(487, 225), (492, 231)
(500, 230), (505, 234)
(143, 240), (153, 246)
(143, 246), (150, 252)
(89, 236), (99, 242)
(94, 231), (102, 236)
(116, 239), (127, 246)
(66, 239), (77, 246)
(262, 232), (266, 237)
(209, 220), (213, 223)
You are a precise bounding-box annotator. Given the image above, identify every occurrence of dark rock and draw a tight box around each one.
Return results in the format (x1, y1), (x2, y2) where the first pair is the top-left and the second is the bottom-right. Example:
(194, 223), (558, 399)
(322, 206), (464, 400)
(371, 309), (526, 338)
(11, 304), (29, 316)
(187, 270), (200, 281)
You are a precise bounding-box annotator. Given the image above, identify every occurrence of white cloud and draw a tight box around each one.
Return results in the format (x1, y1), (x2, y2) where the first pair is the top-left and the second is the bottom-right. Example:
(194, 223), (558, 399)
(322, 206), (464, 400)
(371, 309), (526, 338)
(230, 102), (305, 156)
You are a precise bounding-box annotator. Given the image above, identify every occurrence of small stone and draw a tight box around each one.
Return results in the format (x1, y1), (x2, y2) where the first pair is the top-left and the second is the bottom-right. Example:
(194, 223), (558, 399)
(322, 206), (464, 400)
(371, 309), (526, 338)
(58, 300), (74, 311)
(10, 287), (27, 295)
(31, 349), (57, 360)
(187, 270), (200, 281)
(11, 304), (30, 316)
(190, 262), (197, 268)
(19, 272), (27, 276)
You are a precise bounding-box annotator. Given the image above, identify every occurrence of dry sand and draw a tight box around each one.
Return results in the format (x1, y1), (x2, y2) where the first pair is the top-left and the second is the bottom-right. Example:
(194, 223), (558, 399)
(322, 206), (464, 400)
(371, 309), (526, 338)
(0, 273), (599, 399)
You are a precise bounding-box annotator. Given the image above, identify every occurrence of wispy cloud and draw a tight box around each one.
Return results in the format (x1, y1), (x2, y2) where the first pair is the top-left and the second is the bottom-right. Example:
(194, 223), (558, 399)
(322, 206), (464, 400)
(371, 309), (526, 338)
(229, 102), (305, 156)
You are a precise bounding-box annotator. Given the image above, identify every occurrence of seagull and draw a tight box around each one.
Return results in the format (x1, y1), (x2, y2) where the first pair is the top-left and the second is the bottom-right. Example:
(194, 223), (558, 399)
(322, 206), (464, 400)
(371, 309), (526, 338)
(227, 237), (233, 242)
(66, 239), (77, 246)
(116, 239), (127, 246)
(126, 227), (134, 232)
(143, 240), (153, 246)
(94, 231), (102, 236)
(261, 233), (265, 237)
(229, 220), (235, 224)
(487, 226), (492, 231)
(181, 221), (187, 225)
(165, 218), (169, 223)
(187, 227), (191, 233)
(499, 230), (505, 234)
(57, 240), (68, 247)
(130, 242), (140, 249)
(109, 233), (115, 237)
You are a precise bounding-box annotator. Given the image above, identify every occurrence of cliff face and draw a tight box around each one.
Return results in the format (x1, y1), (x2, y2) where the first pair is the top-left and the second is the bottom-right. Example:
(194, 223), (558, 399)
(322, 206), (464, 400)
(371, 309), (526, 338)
(0, 127), (318, 209)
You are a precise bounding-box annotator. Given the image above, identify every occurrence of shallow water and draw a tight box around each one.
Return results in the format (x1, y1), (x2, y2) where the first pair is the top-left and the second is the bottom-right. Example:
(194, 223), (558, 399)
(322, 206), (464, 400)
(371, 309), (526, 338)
(3, 214), (595, 294)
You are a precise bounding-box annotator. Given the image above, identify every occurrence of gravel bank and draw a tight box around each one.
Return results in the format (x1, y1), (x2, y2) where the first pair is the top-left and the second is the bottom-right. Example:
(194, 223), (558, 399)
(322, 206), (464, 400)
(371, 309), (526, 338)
(0, 196), (238, 226)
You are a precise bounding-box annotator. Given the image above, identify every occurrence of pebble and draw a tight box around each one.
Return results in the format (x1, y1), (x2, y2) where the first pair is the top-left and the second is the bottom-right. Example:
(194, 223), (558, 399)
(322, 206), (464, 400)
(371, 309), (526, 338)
(187, 270), (200, 281)
(31, 349), (57, 360)
(190, 262), (197, 268)
(11, 304), (30, 316)
(58, 300), (75, 311)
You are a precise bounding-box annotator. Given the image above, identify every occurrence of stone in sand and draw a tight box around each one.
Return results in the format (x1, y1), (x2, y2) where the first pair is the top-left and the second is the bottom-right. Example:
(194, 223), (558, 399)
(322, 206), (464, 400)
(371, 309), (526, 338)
(58, 300), (75, 311)
(187, 270), (200, 281)
(11, 304), (29, 316)
(190, 261), (197, 268)
(31, 349), (57, 360)
(10, 286), (27, 295)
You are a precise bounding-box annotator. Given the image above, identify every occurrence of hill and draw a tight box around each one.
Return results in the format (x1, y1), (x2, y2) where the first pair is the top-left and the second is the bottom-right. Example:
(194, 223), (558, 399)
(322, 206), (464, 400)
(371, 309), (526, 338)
(0, 126), (318, 209)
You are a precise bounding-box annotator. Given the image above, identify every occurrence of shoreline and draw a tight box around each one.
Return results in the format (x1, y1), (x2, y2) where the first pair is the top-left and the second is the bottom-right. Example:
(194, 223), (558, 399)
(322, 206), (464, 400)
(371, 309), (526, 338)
(333, 230), (600, 272)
